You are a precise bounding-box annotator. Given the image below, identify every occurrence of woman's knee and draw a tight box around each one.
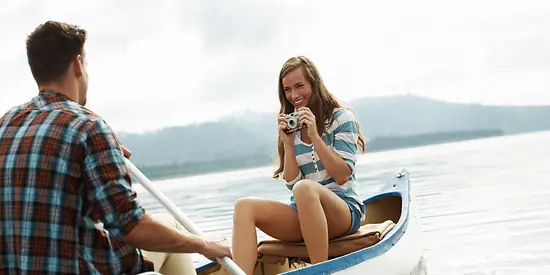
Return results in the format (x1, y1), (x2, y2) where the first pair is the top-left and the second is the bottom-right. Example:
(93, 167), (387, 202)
(234, 196), (260, 219)
(292, 179), (320, 200)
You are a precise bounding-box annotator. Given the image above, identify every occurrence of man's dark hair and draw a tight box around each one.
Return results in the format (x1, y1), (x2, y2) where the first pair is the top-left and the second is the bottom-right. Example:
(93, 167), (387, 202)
(26, 21), (87, 85)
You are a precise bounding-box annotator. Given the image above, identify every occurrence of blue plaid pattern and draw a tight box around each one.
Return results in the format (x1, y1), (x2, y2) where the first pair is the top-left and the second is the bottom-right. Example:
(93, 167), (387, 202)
(0, 90), (154, 274)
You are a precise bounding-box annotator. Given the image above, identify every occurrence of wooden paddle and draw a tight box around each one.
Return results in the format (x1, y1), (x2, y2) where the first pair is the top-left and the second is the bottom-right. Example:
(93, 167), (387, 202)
(124, 158), (246, 275)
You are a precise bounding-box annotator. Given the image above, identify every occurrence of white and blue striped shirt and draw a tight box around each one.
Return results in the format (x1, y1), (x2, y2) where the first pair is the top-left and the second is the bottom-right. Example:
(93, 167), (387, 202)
(283, 108), (365, 219)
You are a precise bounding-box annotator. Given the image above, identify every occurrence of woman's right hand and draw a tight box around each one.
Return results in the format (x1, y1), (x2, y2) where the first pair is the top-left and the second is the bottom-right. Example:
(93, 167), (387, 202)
(278, 114), (295, 145)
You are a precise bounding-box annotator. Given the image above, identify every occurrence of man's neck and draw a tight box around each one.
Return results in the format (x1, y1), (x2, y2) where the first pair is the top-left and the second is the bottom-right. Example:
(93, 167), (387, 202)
(38, 83), (79, 104)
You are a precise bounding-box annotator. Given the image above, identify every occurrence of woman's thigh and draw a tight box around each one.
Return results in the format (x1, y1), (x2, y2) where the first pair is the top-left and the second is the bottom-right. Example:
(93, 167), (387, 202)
(236, 197), (303, 243)
(293, 180), (353, 239)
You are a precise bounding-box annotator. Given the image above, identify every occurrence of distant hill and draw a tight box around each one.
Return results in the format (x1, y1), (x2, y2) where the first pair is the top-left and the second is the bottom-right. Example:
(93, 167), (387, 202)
(118, 95), (550, 170)
(135, 129), (506, 180)
(347, 95), (550, 136)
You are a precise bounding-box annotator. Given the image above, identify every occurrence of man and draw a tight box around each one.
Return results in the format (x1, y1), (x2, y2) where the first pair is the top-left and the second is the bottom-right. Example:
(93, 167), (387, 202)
(0, 21), (231, 274)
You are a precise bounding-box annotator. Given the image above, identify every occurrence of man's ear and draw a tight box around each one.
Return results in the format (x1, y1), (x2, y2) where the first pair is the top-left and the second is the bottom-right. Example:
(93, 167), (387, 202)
(74, 54), (84, 77)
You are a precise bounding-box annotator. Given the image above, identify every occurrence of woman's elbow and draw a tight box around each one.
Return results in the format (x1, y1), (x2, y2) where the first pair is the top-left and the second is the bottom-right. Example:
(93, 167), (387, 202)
(334, 174), (351, 185)
(334, 166), (352, 184)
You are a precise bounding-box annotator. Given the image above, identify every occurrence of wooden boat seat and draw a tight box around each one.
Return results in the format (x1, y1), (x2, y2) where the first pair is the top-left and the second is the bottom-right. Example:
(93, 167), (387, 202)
(257, 220), (396, 264)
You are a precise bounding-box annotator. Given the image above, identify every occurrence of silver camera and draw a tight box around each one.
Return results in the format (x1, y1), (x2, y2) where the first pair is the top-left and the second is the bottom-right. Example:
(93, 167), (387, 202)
(285, 112), (300, 132)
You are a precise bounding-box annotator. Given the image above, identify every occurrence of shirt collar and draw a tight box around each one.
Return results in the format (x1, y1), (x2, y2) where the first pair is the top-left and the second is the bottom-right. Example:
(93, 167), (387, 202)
(38, 89), (72, 101)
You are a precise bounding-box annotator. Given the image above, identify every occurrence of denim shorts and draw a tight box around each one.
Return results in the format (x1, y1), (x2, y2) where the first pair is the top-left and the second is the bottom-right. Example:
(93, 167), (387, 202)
(289, 198), (363, 236)
(346, 202), (363, 235)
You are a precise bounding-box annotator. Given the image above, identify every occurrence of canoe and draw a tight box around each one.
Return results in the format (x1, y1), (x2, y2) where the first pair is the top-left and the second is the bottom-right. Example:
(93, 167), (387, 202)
(196, 169), (427, 275)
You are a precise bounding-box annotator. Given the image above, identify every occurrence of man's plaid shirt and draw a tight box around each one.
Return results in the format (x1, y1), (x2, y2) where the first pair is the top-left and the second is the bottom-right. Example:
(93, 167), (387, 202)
(0, 90), (154, 274)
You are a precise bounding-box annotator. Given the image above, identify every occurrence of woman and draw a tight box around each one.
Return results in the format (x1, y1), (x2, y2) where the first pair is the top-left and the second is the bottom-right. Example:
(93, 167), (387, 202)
(232, 56), (367, 274)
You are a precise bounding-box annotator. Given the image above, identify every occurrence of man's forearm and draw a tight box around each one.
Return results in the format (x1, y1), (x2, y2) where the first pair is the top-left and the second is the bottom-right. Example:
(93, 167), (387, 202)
(122, 213), (206, 254)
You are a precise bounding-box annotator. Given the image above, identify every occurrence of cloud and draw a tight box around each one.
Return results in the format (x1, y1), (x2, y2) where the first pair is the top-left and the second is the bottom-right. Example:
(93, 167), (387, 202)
(192, 0), (288, 54)
(1, 0), (550, 133)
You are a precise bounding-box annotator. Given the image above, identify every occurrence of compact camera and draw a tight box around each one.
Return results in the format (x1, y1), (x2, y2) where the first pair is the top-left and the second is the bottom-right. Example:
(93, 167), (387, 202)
(285, 112), (302, 133)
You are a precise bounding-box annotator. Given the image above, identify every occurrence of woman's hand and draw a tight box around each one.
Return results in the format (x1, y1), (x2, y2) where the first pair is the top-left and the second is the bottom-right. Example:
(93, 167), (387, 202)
(278, 113), (296, 145)
(298, 107), (319, 139)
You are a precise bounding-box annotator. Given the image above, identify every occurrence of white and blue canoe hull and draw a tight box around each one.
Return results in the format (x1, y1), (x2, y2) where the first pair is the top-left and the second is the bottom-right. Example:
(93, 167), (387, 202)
(196, 169), (427, 275)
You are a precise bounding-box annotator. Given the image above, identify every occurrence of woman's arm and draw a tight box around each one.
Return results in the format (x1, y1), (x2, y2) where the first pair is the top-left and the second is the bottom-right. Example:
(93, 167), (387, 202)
(311, 135), (351, 184)
(282, 143), (301, 183)
(278, 114), (302, 189)
(310, 110), (360, 185)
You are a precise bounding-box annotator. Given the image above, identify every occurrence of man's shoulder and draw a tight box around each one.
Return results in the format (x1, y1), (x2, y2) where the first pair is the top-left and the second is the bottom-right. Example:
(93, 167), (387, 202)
(34, 103), (110, 136)
(49, 101), (100, 120)
(51, 104), (110, 130)
(1, 97), (114, 137)
(0, 100), (31, 118)
(74, 106), (106, 124)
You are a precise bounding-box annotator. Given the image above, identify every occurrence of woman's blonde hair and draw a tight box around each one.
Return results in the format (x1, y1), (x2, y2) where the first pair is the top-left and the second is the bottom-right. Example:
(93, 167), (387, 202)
(273, 56), (366, 179)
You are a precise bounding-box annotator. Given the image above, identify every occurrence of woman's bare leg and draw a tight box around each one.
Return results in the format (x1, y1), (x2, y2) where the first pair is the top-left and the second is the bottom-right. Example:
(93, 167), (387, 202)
(292, 179), (352, 264)
(232, 197), (302, 275)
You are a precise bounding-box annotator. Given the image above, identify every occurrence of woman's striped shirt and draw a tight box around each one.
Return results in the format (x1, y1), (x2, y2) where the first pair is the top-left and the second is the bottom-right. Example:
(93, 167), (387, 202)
(282, 108), (365, 219)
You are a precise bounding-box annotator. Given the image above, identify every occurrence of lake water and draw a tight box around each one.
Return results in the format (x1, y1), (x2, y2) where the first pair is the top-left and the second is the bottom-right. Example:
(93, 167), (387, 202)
(134, 130), (550, 275)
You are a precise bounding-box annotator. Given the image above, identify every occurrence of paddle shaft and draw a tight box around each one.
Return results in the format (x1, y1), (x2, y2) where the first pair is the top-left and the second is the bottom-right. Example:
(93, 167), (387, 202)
(124, 159), (246, 275)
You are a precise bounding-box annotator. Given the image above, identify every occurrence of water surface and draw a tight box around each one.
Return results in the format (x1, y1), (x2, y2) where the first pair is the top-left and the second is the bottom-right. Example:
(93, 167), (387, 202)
(136, 131), (550, 274)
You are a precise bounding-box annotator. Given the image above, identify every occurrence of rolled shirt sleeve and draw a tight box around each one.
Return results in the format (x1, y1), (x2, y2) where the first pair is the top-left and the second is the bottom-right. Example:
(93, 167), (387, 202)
(82, 119), (145, 240)
(281, 169), (303, 190)
(332, 110), (360, 174)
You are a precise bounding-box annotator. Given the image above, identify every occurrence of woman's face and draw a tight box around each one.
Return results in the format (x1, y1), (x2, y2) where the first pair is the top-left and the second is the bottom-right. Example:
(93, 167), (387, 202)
(282, 67), (312, 110)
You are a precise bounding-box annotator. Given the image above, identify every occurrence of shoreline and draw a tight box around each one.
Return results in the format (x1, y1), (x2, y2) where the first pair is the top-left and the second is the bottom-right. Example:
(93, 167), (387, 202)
(130, 129), (547, 181)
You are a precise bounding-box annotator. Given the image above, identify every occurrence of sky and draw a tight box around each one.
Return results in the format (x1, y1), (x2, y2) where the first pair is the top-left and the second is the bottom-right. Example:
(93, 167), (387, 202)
(1, 0), (549, 133)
